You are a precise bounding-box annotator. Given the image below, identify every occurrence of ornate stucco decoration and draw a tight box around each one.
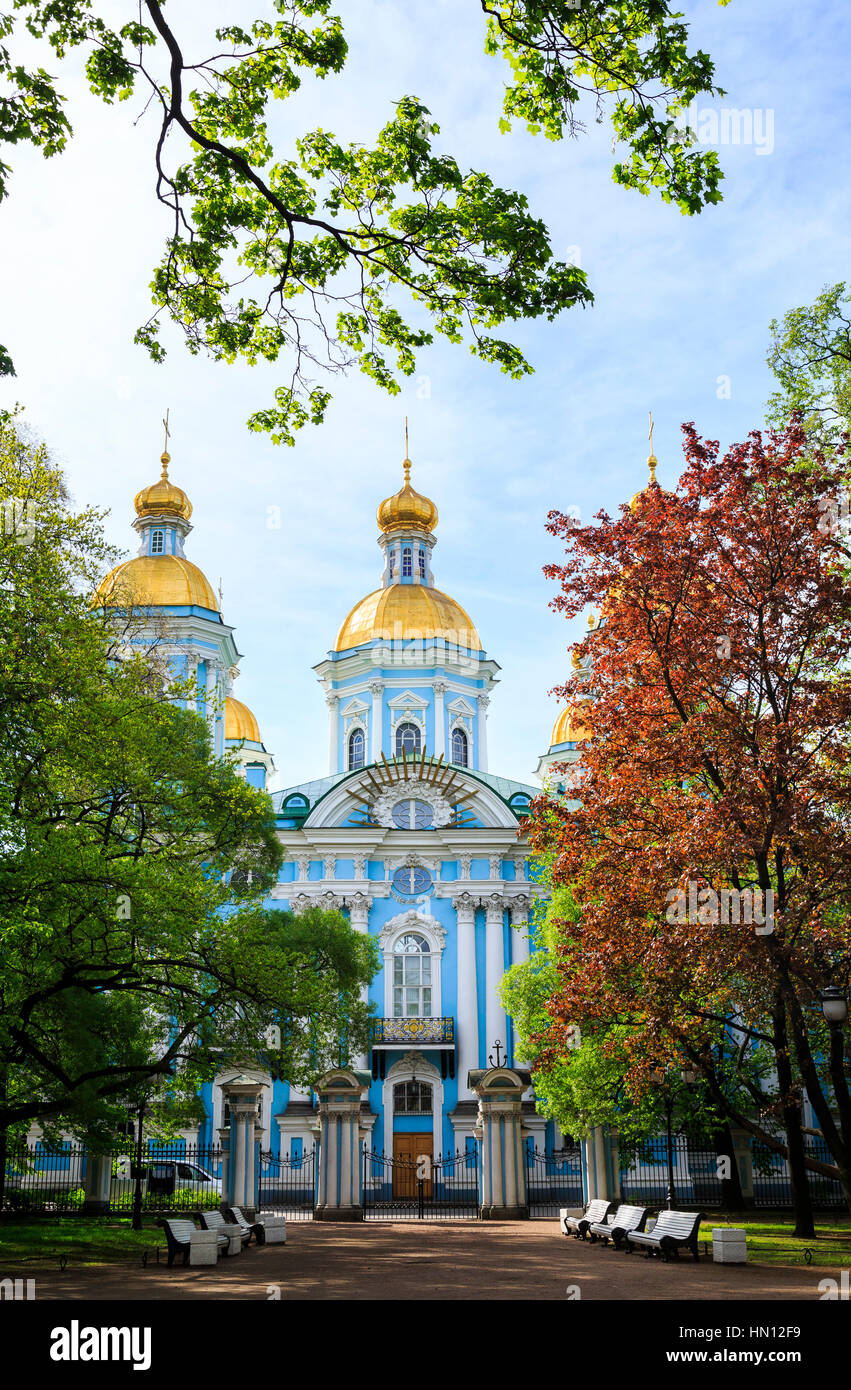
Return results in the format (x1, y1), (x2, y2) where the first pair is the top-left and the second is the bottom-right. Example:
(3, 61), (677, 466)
(378, 909), (447, 952)
(372, 780), (453, 829)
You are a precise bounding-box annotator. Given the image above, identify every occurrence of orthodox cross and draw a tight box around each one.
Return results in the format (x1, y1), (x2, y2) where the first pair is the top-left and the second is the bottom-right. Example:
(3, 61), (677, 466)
(162, 408), (171, 455)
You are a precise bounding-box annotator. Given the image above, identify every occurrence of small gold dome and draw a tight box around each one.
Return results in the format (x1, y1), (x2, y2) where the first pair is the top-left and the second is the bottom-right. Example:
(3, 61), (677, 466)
(336, 583), (481, 652)
(377, 457), (438, 534)
(134, 452), (193, 521)
(93, 555), (218, 610)
(551, 705), (592, 746)
(630, 451), (659, 512)
(225, 696), (262, 744)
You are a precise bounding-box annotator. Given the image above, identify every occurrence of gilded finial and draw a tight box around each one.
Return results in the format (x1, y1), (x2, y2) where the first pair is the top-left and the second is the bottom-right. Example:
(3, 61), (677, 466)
(647, 410), (658, 482)
(403, 416), (411, 484)
(161, 408), (171, 477)
(588, 611), (596, 629)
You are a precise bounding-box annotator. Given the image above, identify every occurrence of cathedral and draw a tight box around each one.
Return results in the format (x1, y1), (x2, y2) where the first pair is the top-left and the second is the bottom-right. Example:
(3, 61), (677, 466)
(95, 437), (582, 1167)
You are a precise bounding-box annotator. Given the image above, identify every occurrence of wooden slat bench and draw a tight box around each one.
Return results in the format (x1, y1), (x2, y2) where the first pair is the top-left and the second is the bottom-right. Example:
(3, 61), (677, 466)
(625, 1209), (705, 1262)
(160, 1218), (227, 1267)
(229, 1206), (287, 1246)
(200, 1210), (252, 1250)
(588, 1203), (648, 1249)
(560, 1199), (616, 1240)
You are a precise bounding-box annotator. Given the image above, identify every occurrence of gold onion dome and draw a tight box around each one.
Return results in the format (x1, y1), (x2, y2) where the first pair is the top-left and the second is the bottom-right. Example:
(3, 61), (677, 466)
(93, 555), (218, 610)
(134, 451), (193, 520)
(336, 584), (481, 653)
(377, 456), (438, 535)
(551, 705), (592, 746)
(225, 696), (262, 743)
(629, 449), (659, 513)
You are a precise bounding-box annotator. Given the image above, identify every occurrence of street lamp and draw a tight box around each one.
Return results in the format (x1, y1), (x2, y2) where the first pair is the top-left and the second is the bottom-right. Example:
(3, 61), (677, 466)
(649, 1064), (699, 1210)
(821, 987), (849, 1027)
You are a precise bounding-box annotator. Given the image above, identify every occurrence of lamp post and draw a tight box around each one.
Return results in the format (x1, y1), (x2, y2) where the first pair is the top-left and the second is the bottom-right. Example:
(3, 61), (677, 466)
(650, 1065), (699, 1210)
(821, 987), (848, 1083)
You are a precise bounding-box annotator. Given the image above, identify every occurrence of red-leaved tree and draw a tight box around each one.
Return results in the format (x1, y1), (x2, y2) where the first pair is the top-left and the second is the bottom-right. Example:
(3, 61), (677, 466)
(528, 419), (851, 1233)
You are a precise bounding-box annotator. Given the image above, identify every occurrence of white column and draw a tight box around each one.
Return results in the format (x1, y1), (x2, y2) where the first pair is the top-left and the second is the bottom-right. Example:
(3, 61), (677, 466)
(454, 892), (478, 1097)
(484, 893), (505, 1067)
(433, 680), (447, 758)
(478, 694), (490, 772)
(369, 681), (384, 763)
(349, 893), (372, 1071)
(509, 896), (531, 966)
(233, 1111), (248, 1206)
(327, 693), (339, 773)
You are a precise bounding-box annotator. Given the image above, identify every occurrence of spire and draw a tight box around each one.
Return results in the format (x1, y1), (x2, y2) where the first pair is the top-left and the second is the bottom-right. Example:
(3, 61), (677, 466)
(647, 409), (658, 483)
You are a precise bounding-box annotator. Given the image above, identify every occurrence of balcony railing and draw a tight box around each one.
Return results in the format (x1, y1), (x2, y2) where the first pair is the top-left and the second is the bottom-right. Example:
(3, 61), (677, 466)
(371, 1017), (454, 1045)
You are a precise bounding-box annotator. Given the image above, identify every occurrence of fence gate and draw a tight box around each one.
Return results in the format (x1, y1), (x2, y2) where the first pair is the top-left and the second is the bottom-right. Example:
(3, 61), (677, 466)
(526, 1145), (583, 1218)
(363, 1146), (479, 1220)
(257, 1148), (316, 1219)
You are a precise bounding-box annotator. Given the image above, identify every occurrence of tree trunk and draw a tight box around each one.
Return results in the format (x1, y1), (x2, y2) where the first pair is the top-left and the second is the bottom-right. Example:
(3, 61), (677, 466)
(715, 1120), (746, 1211)
(775, 1005), (814, 1237)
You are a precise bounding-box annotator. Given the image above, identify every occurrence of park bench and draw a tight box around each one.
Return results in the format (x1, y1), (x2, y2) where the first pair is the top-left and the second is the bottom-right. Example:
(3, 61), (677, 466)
(200, 1210), (252, 1250)
(624, 1209), (705, 1262)
(560, 1199), (616, 1240)
(229, 1206), (287, 1246)
(588, 1203), (649, 1249)
(160, 1218), (227, 1268)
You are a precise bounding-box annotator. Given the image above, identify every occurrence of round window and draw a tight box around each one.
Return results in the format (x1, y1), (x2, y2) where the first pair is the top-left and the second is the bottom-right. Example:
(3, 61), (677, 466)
(391, 866), (434, 898)
(391, 798), (434, 830)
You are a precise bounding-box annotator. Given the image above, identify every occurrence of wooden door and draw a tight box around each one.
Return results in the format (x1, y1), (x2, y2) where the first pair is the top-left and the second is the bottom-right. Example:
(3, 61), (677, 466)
(393, 1133), (433, 1198)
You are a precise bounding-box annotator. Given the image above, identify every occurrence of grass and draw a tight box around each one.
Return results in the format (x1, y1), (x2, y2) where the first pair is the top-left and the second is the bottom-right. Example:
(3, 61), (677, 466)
(0, 1216), (164, 1269)
(708, 1217), (851, 1267)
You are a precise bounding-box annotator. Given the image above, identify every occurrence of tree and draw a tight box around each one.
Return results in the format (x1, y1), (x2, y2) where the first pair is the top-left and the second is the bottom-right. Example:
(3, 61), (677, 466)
(526, 418), (851, 1233)
(0, 421), (378, 1154)
(0, 2), (726, 437)
(767, 281), (851, 453)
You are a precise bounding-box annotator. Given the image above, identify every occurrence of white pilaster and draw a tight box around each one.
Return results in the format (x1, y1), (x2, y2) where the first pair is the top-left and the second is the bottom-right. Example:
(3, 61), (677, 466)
(484, 893), (505, 1067)
(327, 693), (339, 773)
(349, 893), (372, 1072)
(478, 694), (490, 772)
(454, 892), (478, 1097)
(433, 680), (447, 757)
(369, 681), (384, 763)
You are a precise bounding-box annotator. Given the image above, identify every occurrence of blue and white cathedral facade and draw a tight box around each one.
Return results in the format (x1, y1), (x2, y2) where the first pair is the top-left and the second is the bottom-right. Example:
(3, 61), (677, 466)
(96, 440), (575, 1166)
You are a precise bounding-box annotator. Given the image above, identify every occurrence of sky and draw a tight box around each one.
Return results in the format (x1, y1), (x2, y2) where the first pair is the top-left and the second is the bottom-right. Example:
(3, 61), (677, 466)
(1, 0), (850, 790)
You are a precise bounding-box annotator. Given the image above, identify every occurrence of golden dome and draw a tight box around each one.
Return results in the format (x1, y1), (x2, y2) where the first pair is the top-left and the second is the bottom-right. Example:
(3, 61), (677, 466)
(93, 555), (219, 610)
(377, 457), (438, 534)
(335, 583), (481, 652)
(225, 696), (262, 744)
(630, 451), (659, 512)
(134, 452), (193, 521)
(551, 705), (592, 746)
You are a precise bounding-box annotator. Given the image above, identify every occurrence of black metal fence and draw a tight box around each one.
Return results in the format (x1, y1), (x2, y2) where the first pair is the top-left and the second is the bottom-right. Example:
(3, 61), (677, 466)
(619, 1137), (723, 1209)
(258, 1148), (315, 1219)
(527, 1145), (583, 1216)
(362, 1147), (480, 1220)
(2, 1143), (89, 1213)
(752, 1136), (846, 1210)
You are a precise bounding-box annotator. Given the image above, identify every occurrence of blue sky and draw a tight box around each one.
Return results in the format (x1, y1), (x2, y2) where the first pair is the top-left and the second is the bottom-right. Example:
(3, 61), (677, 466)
(1, 0), (849, 789)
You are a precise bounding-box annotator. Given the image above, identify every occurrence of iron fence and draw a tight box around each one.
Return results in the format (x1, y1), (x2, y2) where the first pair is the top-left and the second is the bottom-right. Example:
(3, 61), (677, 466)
(363, 1146), (479, 1220)
(752, 1136), (846, 1210)
(1, 1143), (89, 1213)
(527, 1145), (583, 1217)
(257, 1148), (316, 1219)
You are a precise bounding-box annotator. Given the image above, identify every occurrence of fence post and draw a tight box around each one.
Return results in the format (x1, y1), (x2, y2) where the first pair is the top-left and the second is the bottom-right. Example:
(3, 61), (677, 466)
(470, 1064), (530, 1219)
(83, 1152), (112, 1215)
(582, 1126), (617, 1202)
(314, 1067), (370, 1221)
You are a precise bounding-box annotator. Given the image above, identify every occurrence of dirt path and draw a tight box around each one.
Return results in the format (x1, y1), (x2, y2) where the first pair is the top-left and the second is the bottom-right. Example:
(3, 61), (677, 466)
(15, 1220), (824, 1301)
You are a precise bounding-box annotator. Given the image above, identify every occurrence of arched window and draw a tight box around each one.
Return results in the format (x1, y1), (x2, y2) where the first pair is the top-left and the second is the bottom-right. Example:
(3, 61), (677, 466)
(451, 727), (468, 766)
(417, 548), (426, 579)
(151, 530), (164, 554)
(402, 546), (412, 578)
(393, 933), (432, 1017)
(395, 721), (421, 757)
(348, 728), (365, 770)
(394, 1080), (433, 1115)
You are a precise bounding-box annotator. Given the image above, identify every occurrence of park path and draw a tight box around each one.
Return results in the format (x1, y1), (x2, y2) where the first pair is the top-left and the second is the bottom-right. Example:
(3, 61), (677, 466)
(10, 1221), (823, 1301)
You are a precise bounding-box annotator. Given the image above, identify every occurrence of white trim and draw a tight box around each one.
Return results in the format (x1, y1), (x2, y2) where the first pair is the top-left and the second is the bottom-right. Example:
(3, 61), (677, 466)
(379, 910), (445, 1018)
(382, 1053), (444, 1159)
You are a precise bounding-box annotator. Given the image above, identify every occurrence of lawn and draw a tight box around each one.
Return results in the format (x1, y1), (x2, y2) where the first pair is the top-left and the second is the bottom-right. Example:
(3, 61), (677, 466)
(709, 1217), (851, 1267)
(0, 1217), (164, 1269)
